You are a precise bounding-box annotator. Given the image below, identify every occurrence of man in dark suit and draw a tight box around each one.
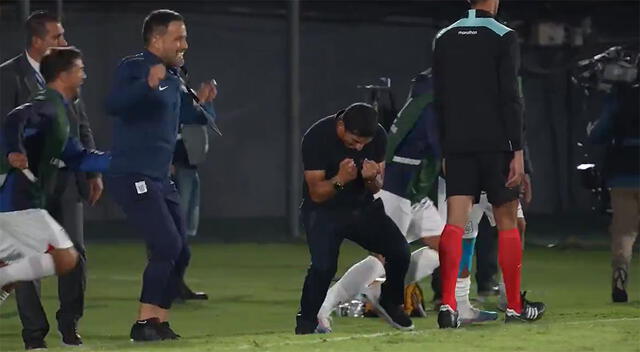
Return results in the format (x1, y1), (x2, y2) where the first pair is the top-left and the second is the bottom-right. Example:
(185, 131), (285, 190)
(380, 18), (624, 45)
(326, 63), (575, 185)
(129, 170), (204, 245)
(0, 11), (103, 349)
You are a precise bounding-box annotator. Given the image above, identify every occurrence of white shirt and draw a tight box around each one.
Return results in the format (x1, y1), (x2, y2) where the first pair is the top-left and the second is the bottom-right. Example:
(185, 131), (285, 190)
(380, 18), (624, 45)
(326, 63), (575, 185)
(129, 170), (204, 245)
(25, 51), (45, 86)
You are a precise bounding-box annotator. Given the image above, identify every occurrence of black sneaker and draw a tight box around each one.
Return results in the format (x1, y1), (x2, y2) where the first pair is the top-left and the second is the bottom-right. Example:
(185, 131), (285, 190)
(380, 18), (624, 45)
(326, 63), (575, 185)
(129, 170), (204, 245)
(59, 326), (83, 346)
(505, 292), (545, 323)
(178, 282), (209, 301)
(612, 267), (629, 303)
(372, 300), (414, 331)
(438, 305), (461, 329)
(130, 318), (163, 342)
(24, 340), (47, 350)
(158, 322), (181, 340)
(294, 313), (317, 335)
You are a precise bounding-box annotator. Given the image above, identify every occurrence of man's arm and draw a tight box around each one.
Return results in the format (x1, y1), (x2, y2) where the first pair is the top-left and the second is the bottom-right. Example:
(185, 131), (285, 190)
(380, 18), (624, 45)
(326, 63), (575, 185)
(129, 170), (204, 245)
(59, 137), (111, 173)
(105, 61), (156, 116)
(498, 31), (524, 151)
(0, 66), (19, 127)
(304, 170), (341, 204)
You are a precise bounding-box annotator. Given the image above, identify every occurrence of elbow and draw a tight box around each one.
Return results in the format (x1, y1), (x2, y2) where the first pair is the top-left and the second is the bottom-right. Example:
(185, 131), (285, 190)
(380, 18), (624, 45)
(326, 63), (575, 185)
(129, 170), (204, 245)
(309, 190), (326, 204)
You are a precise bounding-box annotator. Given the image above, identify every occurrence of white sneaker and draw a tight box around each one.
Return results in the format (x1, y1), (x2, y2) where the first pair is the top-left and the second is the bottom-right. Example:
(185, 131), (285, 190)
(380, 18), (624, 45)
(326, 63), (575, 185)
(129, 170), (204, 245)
(459, 305), (498, 324)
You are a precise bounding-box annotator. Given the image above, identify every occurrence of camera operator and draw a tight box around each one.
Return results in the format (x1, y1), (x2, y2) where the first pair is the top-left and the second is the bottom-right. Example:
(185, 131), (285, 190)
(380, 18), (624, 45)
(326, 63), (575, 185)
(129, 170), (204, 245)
(588, 82), (639, 303)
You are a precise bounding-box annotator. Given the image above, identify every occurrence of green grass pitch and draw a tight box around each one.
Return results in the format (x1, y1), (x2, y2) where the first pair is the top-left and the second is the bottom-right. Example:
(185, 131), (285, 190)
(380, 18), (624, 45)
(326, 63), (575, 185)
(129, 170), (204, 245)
(0, 241), (638, 351)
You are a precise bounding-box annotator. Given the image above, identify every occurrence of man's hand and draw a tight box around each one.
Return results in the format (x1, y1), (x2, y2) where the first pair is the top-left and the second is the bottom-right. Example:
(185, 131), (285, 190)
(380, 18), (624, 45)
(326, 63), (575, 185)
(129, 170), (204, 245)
(336, 158), (358, 184)
(197, 81), (217, 103)
(521, 173), (533, 207)
(148, 64), (167, 89)
(506, 150), (525, 188)
(87, 177), (104, 206)
(8, 152), (28, 169)
(361, 159), (380, 180)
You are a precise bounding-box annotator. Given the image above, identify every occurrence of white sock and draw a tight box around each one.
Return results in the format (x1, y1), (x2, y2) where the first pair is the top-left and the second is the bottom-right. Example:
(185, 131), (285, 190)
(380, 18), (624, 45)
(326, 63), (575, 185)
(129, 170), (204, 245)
(456, 276), (474, 317)
(318, 256), (385, 319)
(0, 254), (55, 287)
(404, 247), (439, 285)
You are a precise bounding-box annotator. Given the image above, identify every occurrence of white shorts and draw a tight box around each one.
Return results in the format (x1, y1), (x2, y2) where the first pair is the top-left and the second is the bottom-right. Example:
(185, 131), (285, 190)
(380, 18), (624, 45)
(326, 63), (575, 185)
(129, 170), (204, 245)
(0, 209), (73, 263)
(437, 177), (525, 240)
(375, 190), (445, 243)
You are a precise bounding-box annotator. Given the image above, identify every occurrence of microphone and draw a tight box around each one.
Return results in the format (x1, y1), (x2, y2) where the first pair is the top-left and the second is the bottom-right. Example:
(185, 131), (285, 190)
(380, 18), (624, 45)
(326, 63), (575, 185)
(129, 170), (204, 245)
(177, 66), (222, 136)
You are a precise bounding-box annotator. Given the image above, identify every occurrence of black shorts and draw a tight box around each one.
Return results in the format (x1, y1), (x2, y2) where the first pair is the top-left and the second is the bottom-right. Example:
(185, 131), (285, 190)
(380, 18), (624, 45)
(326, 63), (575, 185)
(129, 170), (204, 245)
(445, 152), (520, 206)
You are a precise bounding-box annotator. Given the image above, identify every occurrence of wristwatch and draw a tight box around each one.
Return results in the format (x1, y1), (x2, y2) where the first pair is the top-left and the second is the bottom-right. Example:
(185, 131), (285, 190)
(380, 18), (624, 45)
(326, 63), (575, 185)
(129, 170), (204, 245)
(333, 179), (344, 192)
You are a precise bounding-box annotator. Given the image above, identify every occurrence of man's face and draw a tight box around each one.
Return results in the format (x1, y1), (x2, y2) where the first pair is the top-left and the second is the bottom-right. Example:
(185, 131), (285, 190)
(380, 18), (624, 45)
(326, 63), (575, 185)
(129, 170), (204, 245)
(33, 22), (67, 54)
(154, 21), (188, 67)
(337, 121), (373, 151)
(60, 58), (86, 96)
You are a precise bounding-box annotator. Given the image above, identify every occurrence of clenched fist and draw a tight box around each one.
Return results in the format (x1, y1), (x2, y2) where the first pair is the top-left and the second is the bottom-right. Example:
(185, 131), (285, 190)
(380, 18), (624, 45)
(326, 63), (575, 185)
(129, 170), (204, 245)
(361, 159), (380, 180)
(148, 64), (167, 89)
(337, 158), (358, 184)
(8, 152), (28, 170)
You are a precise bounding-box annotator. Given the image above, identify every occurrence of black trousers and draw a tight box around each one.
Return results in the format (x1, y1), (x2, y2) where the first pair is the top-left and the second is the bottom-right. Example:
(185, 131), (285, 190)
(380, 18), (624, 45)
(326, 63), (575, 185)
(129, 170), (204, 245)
(298, 199), (410, 326)
(15, 170), (87, 343)
(108, 174), (190, 309)
(474, 215), (499, 292)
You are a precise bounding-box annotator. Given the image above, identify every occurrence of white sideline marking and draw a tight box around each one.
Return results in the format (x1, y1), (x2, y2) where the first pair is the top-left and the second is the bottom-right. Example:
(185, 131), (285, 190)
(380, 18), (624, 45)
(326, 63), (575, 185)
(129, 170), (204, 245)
(231, 317), (640, 350)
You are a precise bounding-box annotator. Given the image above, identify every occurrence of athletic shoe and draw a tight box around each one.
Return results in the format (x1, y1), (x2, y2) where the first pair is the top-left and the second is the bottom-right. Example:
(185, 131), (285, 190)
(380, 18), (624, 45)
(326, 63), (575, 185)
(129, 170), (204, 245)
(0, 288), (11, 308)
(158, 322), (181, 340)
(612, 267), (629, 303)
(505, 292), (545, 323)
(295, 313), (317, 335)
(477, 279), (500, 297)
(24, 340), (47, 350)
(315, 317), (332, 334)
(59, 325), (83, 346)
(459, 305), (498, 324)
(179, 283), (209, 301)
(130, 318), (163, 342)
(372, 299), (414, 331)
(437, 305), (461, 329)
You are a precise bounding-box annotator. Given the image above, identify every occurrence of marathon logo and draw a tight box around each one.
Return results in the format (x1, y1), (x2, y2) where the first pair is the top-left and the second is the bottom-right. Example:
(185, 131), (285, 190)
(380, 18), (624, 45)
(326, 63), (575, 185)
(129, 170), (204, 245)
(458, 30), (478, 35)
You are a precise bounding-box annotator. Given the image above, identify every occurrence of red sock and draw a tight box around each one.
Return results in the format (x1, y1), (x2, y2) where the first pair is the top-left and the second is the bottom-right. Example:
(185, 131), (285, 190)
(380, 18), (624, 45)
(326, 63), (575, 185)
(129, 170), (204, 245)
(498, 228), (523, 314)
(438, 224), (464, 311)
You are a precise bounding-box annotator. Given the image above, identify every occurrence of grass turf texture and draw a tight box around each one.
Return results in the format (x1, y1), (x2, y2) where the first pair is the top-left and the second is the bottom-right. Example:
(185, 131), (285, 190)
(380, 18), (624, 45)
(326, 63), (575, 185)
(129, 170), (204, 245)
(0, 242), (638, 352)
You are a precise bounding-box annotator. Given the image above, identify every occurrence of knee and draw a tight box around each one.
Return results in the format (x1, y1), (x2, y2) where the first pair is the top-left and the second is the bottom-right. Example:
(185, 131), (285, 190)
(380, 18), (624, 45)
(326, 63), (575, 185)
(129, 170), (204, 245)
(149, 238), (183, 263)
(51, 248), (79, 275)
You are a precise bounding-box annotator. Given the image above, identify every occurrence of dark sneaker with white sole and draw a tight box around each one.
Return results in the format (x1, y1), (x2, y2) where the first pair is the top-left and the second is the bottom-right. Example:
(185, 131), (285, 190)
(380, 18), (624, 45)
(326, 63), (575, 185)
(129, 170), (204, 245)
(438, 304), (461, 329)
(130, 318), (164, 342)
(371, 299), (414, 331)
(505, 292), (546, 323)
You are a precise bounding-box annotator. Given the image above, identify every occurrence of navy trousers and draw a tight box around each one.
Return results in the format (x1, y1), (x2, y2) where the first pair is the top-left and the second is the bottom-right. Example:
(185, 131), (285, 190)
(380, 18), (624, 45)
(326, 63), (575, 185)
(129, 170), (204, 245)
(108, 174), (190, 309)
(298, 199), (410, 326)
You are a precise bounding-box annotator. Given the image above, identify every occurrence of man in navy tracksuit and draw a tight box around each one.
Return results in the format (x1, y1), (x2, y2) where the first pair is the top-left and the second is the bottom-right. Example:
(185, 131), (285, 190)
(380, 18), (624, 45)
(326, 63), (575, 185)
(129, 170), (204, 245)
(105, 9), (215, 342)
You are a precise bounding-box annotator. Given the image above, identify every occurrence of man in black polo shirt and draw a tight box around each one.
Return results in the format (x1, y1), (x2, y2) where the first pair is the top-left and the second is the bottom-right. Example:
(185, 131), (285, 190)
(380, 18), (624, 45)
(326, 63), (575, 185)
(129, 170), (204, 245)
(295, 103), (413, 334)
(432, 0), (545, 327)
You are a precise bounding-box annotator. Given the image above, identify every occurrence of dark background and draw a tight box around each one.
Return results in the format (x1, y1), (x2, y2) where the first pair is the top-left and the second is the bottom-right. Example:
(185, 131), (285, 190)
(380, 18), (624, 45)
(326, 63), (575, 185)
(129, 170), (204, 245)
(0, 0), (638, 240)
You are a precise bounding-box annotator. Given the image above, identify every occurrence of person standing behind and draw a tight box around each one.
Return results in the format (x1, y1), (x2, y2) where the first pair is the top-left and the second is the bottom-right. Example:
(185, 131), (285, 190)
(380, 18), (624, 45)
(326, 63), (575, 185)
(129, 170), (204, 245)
(432, 0), (545, 327)
(105, 9), (215, 342)
(0, 11), (102, 349)
(170, 67), (217, 301)
(588, 83), (639, 303)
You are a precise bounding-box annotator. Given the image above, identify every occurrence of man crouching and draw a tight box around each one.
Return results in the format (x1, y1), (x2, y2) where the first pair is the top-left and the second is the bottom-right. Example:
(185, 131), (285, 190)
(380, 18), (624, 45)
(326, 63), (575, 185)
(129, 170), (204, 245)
(295, 103), (412, 334)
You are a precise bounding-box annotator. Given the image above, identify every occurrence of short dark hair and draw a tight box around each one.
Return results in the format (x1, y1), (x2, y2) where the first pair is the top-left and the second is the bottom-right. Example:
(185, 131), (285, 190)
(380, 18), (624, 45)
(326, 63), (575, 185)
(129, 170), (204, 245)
(468, 0), (489, 5)
(340, 103), (379, 138)
(142, 9), (184, 45)
(25, 11), (59, 48)
(40, 46), (82, 83)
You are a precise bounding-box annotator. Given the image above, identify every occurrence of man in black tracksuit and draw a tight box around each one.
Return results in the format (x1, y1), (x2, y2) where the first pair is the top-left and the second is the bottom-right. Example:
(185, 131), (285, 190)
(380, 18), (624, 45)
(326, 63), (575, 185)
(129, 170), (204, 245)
(432, 0), (545, 327)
